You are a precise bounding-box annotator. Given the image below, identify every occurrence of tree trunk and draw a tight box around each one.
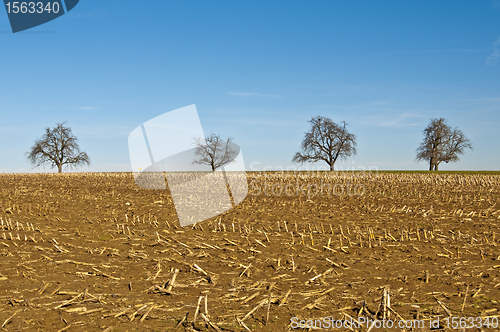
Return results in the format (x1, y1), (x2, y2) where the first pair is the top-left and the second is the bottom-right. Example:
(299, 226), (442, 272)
(429, 158), (433, 171)
(434, 163), (439, 171)
(330, 163), (334, 171)
(58, 164), (63, 173)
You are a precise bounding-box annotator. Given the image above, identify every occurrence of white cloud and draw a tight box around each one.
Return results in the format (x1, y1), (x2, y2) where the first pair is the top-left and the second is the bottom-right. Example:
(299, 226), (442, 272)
(315, 100), (398, 111)
(209, 116), (298, 127)
(73, 124), (132, 137)
(448, 98), (500, 103)
(486, 37), (500, 65)
(228, 92), (282, 98)
(362, 113), (422, 127)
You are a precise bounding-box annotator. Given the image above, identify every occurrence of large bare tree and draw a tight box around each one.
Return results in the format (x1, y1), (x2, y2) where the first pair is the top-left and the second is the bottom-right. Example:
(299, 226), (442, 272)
(416, 118), (472, 171)
(292, 116), (356, 171)
(26, 122), (90, 173)
(193, 133), (238, 171)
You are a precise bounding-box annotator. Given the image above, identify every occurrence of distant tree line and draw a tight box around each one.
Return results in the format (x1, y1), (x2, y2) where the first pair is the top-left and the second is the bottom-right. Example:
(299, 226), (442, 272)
(291, 116), (472, 171)
(26, 117), (472, 173)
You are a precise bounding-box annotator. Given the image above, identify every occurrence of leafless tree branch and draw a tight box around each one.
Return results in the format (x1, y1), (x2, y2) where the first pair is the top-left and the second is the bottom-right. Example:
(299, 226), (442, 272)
(292, 116), (356, 171)
(416, 118), (472, 171)
(26, 122), (90, 173)
(192, 133), (238, 171)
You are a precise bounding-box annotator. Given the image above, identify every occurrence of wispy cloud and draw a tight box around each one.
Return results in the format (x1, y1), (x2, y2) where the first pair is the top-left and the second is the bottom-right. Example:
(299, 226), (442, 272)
(316, 100), (399, 111)
(361, 113), (423, 127)
(442, 97), (500, 103)
(74, 124), (133, 138)
(209, 117), (298, 127)
(228, 92), (282, 98)
(371, 49), (487, 55)
(486, 37), (500, 65)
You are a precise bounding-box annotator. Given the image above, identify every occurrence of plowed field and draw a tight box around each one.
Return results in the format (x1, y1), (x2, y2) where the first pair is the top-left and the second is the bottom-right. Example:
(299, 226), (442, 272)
(0, 172), (499, 331)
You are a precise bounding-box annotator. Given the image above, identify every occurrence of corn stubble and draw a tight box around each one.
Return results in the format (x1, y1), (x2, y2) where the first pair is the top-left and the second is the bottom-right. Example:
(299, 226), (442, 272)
(0, 171), (499, 331)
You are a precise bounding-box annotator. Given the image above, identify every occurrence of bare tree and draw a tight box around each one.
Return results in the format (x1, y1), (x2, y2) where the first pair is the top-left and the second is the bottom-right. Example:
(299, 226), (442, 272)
(416, 118), (472, 171)
(193, 133), (238, 171)
(292, 116), (356, 171)
(26, 122), (90, 173)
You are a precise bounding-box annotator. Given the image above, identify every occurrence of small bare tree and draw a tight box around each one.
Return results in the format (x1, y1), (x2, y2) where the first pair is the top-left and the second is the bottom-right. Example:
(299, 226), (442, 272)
(416, 118), (472, 171)
(193, 133), (238, 171)
(292, 116), (356, 171)
(26, 122), (90, 173)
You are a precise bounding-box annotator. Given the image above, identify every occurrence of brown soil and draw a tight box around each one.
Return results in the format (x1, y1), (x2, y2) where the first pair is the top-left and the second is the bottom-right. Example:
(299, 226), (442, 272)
(0, 172), (499, 331)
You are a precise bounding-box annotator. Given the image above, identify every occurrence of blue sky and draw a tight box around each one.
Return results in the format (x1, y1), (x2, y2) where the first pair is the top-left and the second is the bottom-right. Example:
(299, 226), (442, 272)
(1, 0), (499, 172)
